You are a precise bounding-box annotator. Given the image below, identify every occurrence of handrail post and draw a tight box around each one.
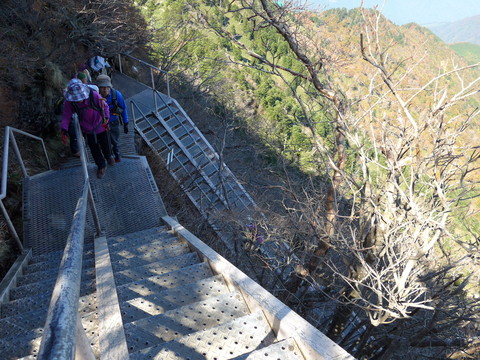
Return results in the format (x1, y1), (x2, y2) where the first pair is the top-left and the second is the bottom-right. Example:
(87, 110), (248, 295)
(118, 54), (123, 74)
(150, 68), (158, 111)
(74, 116), (102, 236)
(87, 185), (102, 237)
(40, 138), (51, 170)
(0, 200), (23, 252)
(9, 129), (28, 178)
(166, 72), (170, 98)
(167, 148), (174, 171)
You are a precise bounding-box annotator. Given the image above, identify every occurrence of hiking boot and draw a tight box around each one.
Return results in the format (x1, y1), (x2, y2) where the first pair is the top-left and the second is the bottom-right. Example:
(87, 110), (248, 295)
(115, 157), (121, 163)
(96, 167), (106, 179)
(107, 157), (115, 166)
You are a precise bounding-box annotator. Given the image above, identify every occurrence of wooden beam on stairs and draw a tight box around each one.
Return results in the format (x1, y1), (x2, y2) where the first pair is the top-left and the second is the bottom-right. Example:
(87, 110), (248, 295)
(95, 236), (129, 360)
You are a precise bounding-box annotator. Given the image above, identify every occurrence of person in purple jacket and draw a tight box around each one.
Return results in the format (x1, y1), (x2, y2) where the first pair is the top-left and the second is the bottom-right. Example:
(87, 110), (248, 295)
(61, 78), (114, 178)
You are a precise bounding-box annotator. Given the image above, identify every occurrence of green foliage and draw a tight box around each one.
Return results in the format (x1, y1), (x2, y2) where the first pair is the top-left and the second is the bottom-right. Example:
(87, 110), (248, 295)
(450, 42), (480, 64)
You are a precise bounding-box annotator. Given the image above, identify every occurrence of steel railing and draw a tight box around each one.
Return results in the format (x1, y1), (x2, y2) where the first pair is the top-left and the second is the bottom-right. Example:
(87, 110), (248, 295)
(1, 126), (51, 252)
(117, 53), (171, 102)
(37, 116), (100, 360)
(153, 90), (256, 210)
(130, 100), (222, 209)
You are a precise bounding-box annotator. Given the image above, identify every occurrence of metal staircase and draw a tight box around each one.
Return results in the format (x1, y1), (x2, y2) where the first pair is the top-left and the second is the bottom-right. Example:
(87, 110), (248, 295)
(100, 225), (305, 359)
(0, 59), (354, 360)
(0, 225), (309, 360)
(0, 243), (98, 359)
(131, 88), (256, 215)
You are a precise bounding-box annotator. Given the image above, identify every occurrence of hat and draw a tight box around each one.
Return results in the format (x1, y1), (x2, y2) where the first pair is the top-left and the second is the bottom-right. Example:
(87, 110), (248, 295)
(96, 74), (112, 88)
(87, 84), (99, 93)
(64, 79), (90, 102)
(77, 72), (87, 81)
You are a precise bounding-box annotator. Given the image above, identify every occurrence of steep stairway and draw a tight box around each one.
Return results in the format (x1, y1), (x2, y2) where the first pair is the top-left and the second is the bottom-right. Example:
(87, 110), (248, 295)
(126, 80), (255, 215)
(98, 225), (305, 359)
(0, 241), (98, 359)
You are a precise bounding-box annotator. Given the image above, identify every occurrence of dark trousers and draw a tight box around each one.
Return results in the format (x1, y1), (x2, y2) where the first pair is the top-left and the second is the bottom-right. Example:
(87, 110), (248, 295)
(68, 121), (79, 154)
(109, 121), (121, 159)
(85, 132), (111, 169)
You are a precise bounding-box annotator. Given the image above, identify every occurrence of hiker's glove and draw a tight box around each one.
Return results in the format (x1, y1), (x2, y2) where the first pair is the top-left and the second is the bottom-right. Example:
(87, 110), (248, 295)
(61, 129), (68, 145)
(124, 123), (128, 134)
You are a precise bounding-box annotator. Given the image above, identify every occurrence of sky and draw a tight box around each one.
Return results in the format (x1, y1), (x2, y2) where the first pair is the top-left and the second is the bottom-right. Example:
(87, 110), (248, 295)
(312, 0), (480, 25)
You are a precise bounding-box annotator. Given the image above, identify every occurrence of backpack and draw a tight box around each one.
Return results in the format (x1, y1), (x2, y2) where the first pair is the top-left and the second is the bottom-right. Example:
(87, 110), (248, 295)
(110, 88), (124, 123)
(71, 88), (103, 115)
(71, 88), (105, 134)
(110, 88), (123, 115)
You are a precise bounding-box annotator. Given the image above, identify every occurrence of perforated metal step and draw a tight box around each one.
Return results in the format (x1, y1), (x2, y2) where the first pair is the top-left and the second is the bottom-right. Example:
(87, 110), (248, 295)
(109, 233), (177, 251)
(111, 243), (191, 272)
(120, 275), (229, 324)
(124, 291), (250, 353)
(116, 262), (213, 303)
(113, 252), (202, 286)
(0, 291), (98, 359)
(129, 311), (276, 360)
(109, 235), (186, 262)
(107, 226), (168, 243)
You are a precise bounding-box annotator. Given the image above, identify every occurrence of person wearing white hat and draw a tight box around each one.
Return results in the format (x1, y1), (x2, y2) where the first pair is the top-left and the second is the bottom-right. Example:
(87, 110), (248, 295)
(61, 78), (114, 178)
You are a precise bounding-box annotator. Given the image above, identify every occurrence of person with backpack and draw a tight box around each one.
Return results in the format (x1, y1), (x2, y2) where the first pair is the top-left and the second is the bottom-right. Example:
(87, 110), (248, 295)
(96, 75), (129, 162)
(61, 78), (114, 179)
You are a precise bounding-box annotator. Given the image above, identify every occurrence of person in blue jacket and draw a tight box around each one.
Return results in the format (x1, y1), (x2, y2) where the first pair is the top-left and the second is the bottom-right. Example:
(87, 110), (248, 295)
(96, 75), (129, 162)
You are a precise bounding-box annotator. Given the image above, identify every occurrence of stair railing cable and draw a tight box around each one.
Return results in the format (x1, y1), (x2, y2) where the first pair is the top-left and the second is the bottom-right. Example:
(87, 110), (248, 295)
(1, 126), (51, 252)
(130, 100), (223, 211)
(37, 116), (100, 360)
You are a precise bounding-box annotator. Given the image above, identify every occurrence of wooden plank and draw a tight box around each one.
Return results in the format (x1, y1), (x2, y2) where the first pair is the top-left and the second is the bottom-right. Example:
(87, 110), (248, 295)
(95, 236), (129, 360)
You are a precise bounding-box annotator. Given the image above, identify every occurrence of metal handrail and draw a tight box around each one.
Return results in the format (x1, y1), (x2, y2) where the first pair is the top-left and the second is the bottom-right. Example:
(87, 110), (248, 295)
(1, 126), (51, 251)
(73, 115), (102, 235)
(37, 116), (100, 359)
(37, 180), (94, 360)
(117, 53), (170, 98)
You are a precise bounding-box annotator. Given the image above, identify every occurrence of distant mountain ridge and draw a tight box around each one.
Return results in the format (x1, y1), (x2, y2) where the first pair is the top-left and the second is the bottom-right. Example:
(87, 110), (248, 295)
(427, 15), (480, 44)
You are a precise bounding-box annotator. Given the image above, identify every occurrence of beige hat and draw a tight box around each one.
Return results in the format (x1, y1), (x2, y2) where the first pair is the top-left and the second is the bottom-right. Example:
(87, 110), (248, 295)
(96, 74), (112, 88)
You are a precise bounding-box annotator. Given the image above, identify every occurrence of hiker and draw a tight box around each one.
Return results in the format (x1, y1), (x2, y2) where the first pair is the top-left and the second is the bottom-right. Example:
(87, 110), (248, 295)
(61, 78), (114, 178)
(89, 55), (111, 78)
(77, 70), (99, 93)
(96, 74), (129, 162)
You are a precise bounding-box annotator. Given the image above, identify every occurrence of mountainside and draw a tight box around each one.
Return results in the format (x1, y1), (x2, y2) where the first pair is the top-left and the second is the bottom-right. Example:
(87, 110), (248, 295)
(450, 42), (480, 64)
(427, 14), (480, 44)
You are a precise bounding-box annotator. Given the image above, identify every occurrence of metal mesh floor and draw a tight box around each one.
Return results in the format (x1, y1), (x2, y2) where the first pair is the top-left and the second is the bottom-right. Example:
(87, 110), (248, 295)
(23, 167), (94, 254)
(23, 156), (167, 255)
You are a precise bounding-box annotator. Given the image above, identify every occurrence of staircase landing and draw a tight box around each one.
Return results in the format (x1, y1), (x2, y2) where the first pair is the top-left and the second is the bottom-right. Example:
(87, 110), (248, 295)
(23, 156), (166, 255)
